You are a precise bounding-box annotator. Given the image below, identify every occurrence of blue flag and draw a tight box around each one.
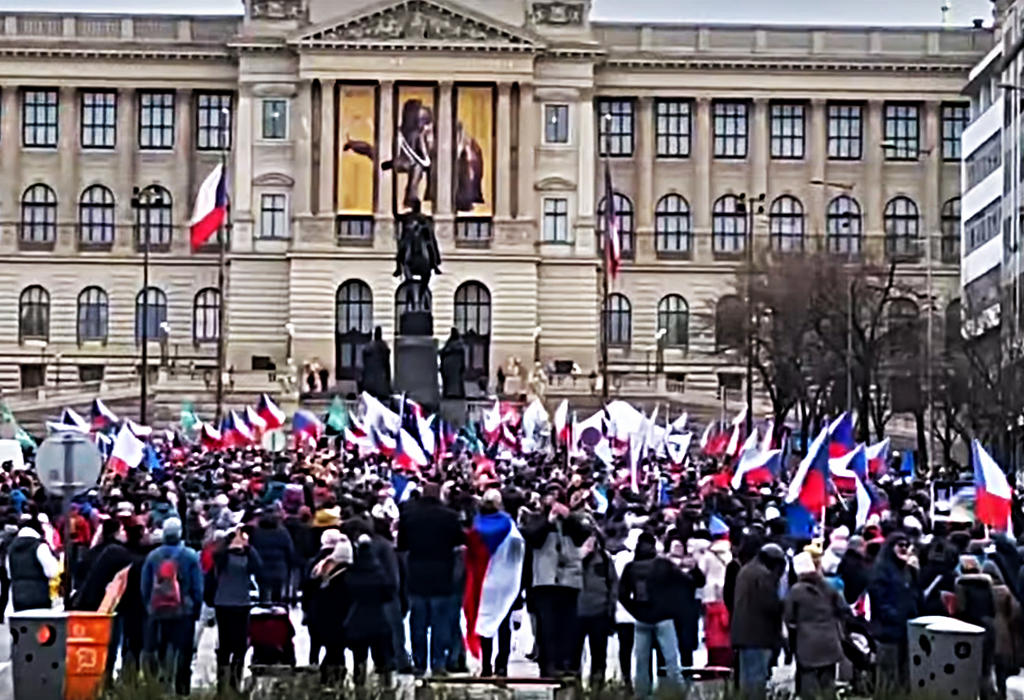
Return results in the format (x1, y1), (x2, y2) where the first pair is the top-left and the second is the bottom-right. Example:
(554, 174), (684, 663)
(899, 450), (915, 479)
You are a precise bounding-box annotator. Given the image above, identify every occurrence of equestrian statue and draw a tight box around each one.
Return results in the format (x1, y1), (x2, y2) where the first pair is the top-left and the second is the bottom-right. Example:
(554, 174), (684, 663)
(394, 200), (442, 310)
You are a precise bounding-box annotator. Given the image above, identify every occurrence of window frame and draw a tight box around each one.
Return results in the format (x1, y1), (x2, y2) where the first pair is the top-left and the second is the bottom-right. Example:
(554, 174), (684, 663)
(655, 99), (692, 159)
(192, 288), (221, 344)
(78, 185), (116, 248)
(826, 102), (864, 161)
(19, 285), (50, 343)
(336, 279), (373, 379)
(135, 287), (168, 345)
(133, 185), (173, 251)
(76, 286), (109, 345)
(654, 194), (692, 257)
(826, 195), (863, 256)
(196, 92), (233, 151)
(80, 89), (117, 150)
(941, 102), (969, 162)
(20, 183), (57, 247)
(884, 196), (921, 259)
(657, 294), (690, 350)
(768, 195), (805, 252)
(769, 101), (806, 160)
(883, 102), (921, 161)
(138, 90), (175, 150)
(712, 194), (748, 255)
(260, 98), (289, 141)
(596, 192), (635, 259)
(543, 103), (570, 145)
(603, 293), (632, 348)
(22, 88), (58, 148)
(454, 282), (492, 381)
(712, 100), (749, 159)
(597, 98), (635, 158)
(541, 197), (570, 243)
(259, 192), (289, 240)
(940, 197), (961, 263)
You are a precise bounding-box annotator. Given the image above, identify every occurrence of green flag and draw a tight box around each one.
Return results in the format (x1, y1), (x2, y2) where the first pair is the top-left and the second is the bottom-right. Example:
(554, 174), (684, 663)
(180, 401), (200, 436)
(326, 396), (350, 434)
(0, 403), (36, 451)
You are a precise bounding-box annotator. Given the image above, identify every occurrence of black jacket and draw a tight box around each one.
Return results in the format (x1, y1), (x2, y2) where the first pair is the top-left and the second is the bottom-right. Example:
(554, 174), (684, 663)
(250, 516), (296, 583)
(73, 541), (134, 611)
(867, 535), (920, 643)
(396, 497), (464, 597)
(618, 547), (689, 624)
(837, 548), (871, 605)
(730, 558), (784, 649)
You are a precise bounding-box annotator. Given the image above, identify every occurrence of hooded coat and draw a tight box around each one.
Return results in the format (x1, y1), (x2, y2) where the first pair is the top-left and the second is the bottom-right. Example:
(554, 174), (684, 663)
(784, 573), (847, 669)
(866, 533), (920, 643)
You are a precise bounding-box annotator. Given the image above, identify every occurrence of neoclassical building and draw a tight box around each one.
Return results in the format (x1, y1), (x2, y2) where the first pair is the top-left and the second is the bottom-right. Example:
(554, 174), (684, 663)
(0, 0), (990, 404)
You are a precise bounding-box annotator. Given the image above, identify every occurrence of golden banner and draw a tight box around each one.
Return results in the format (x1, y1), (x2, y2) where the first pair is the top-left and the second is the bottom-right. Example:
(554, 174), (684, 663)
(393, 85), (436, 216)
(454, 86), (494, 218)
(337, 84), (377, 216)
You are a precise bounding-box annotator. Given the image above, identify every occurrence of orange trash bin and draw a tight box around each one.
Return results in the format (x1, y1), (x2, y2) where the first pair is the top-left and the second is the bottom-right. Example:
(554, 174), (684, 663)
(64, 612), (114, 700)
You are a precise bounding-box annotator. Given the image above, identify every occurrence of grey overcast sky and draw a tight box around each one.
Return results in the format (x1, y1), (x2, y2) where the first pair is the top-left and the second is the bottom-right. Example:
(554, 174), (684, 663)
(1, 0), (995, 26)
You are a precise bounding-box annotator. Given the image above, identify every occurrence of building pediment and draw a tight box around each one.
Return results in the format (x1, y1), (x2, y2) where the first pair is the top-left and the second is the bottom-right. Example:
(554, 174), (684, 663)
(292, 0), (543, 52)
(253, 172), (295, 187)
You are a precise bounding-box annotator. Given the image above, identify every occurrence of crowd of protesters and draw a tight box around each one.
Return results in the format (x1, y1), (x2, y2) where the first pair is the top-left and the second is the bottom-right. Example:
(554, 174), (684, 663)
(0, 404), (1021, 700)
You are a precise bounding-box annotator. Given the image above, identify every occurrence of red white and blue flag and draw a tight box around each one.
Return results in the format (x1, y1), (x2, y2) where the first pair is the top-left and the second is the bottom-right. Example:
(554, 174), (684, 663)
(90, 399), (118, 431)
(554, 400), (570, 444)
(243, 406), (267, 439)
(257, 393), (286, 431)
(731, 446), (782, 490)
(828, 412), (856, 458)
(463, 510), (525, 658)
(973, 440), (1013, 531)
(199, 422), (223, 451)
(190, 163), (229, 251)
(107, 424), (145, 478)
(395, 428), (429, 472)
(602, 162), (622, 280)
(866, 438), (890, 476)
(221, 410), (253, 447)
(787, 425), (830, 535)
(292, 409), (323, 445)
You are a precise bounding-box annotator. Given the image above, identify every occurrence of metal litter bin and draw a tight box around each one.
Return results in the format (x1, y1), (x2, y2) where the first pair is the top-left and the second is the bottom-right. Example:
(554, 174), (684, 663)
(908, 615), (986, 700)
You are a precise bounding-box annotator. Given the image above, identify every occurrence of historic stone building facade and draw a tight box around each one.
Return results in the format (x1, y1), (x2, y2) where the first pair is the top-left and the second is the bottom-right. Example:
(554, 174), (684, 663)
(0, 0), (989, 404)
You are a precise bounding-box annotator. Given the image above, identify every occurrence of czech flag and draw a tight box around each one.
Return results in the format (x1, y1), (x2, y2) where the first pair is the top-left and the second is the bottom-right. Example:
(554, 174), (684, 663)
(221, 410), (253, 448)
(243, 406), (267, 439)
(369, 423), (397, 457)
(866, 438), (890, 476)
(482, 400), (502, 444)
(828, 412), (855, 458)
(395, 428), (428, 472)
(90, 399), (118, 431)
(292, 409), (323, 444)
(786, 425), (830, 534)
(107, 424), (145, 478)
(666, 432), (692, 468)
(463, 510), (525, 658)
(973, 440), (1013, 531)
(61, 407), (90, 433)
(199, 422), (223, 451)
(257, 393), (285, 430)
(670, 411), (688, 434)
(731, 447), (782, 490)
(553, 400), (570, 444)
(189, 163), (229, 251)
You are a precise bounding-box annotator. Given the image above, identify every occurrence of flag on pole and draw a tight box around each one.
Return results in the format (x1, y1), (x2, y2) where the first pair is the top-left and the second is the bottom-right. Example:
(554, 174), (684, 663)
(243, 406), (267, 439)
(670, 411), (688, 434)
(90, 399), (118, 431)
(395, 428), (429, 471)
(731, 447), (782, 490)
(602, 161), (622, 280)
(326, 396), (350, 435)
(189, 163), (229, 251)
(973, 440), (1013, 531)
(292, 409), (323, 444)
(107, 424), (145, 478)
(786, 426), (830, 535)
(199, 422), (223, 451)
(61, 408), (90, 432)
(257, 393), (286, 430)
(666, 432), (693, 468)
(221, 411), (253, 447)
(866, 438), (891, 476)
(553, 400), (570, 444)
(828, 412), (855, 458)
(699, 422), (714, 451)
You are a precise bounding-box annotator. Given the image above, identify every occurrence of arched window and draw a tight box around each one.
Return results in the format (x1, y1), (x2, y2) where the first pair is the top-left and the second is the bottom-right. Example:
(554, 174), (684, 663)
(77, 286), (108, 344)
(655, 194), (692, 256)
(603, 293), (631, 348)
(79, 185), (115, 247)
(715, 294), (745, 351)
(941, 197), (961, 263)
(134, 185), (172, 250)
(395, 280), (432, 330)
(193, 288), (220, 343)
(945, 298), (962, 351)
(336, 280), (373, 380)
(597, 192), (634, 259)
(887, 298), (921, 358)
(712, 195), (747, 255)
(826, 196), (862, 256)
(454, 282), (492, 382)
(20, 184), (57, 245)
(768, 195), (804, 253)
(19, 285), (49, 341)
(658, 295), (689, 350)
(135, 287), (167, 344)
(884, 196), (920, 259)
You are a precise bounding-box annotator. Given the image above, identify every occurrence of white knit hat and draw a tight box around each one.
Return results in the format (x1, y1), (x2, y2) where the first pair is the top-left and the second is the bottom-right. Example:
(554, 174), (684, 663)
(792, 551), (817, 576)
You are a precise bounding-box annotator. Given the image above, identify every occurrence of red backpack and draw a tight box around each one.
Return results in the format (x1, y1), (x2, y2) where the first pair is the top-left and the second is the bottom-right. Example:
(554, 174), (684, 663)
(150, 556), (183, 617)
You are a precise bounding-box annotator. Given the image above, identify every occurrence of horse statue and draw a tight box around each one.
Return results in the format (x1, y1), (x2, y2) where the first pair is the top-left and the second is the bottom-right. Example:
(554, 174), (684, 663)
(394, 200), (442, 310)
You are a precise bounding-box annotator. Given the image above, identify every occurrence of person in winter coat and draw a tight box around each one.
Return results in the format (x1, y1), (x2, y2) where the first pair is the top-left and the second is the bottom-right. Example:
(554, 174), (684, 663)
(955, 556), (996, 699)
(303, 528), (342, 665)
(521, 485), (590, 677)
(702, 537), (733, 668)
(784, 552), (848, 699)
(249, 510), (296, 603)
(74, 517), (122, 592)
(344, 534), (396, 686)
(867, 532), (920, 693)
(618, 532), (686, 699)
(574, 528), (617, 687)
(611, 528), (640, 691)
(396, 482), (465, 675)
(667, 539), (706, 668)
(308, 534), (353, 685)
(982, 561), (1022, 698)
(7, 516), (59, 612)
(730, 543), (786, 700)
(210, 528), (263, 692)
(837, 535), (871, 605)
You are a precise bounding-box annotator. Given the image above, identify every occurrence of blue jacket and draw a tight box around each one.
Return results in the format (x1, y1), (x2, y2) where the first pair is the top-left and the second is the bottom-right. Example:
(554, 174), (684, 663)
(141, 541), (203, 618)
(867, 536), (920, 643)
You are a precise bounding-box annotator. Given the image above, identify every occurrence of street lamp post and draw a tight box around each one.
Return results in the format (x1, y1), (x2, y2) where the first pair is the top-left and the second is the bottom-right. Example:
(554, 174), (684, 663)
(737, 192), (765, 435)
(131, 185), (164, 425)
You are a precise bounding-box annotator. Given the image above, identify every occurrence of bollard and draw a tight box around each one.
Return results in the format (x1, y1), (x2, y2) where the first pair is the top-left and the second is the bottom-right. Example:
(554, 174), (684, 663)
(908, 615), (986, 700)
(9, 610), (115, 700)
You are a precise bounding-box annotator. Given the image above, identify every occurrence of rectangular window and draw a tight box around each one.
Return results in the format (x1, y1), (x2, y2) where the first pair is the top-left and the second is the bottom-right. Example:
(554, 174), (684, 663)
(597, 99), (634, 157)
(196, 92), (232, 151)
(713, 101), (748, 158)
(542, 198), (569, 242)
(261, 98), (288, 140)
(965, 198), (1002, 254)
(139, 91), (175, 150)
(655, 99), (691, 158)
(260, 194), (288, 239)
(544, 104), (569, 144)
(770, 102), (805, 159)
(966, 133), (1001, 189)
(827, 103), (863, 160)
(22, 88), (58, 148)
(884, 102), (920, 160)
(81, 90), (117, 149)
(19, 364), (45, 390)
(941, 102), (969, 161)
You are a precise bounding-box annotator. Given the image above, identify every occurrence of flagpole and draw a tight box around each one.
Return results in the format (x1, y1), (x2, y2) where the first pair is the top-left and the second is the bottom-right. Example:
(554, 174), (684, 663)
(215, 108), (231, 424)
(599, 115), (612, 403)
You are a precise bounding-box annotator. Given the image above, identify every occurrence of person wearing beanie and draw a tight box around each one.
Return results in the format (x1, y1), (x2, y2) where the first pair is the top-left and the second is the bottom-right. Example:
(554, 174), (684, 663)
(140, 516), (203, 696)
(308, 533), (354, 686)
(784, 550), (846, 699)
(731, 543), (787, 700)
(303, 528), (343, 666)
(7, 515), (58, 612)
(867, 532), (919, 693)
(209, 527), (263, 693)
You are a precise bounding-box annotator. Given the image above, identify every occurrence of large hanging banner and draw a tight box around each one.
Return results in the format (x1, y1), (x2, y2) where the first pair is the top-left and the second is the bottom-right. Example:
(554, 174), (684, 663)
(393, 85), (436, 216)
(454, 85), (494, 217)
(336, 84), (377, 216)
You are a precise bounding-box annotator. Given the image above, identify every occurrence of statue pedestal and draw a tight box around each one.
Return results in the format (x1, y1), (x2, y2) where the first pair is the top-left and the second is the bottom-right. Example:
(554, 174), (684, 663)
(395, 310), (440, 412)
(439, 399), (468, 428)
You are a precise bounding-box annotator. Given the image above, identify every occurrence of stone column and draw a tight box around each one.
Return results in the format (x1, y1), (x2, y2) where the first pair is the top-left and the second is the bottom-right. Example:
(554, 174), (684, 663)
(750, 98), (769, 202)
(175, 89), (194, 233)
(576, 90), (596, 254)
(694, 97), (712, 261)
(923, 100), (941, 263)
(435, 81), (454, 217)
(292, 81), (312, 216)
(864, 100), (884, 244)
(318, 80), (336, 218)
(517, 83), (536, 221)
(235, 89), (254, 218)
(495, 83), (512, 220)
(808, 98), (827, 249)
(376, 80), (395, 218)
(57, 86), (77, 254)
(116, 87), (136, 251)
(0, 87), (19, 251)
(636, 96), (655, 229)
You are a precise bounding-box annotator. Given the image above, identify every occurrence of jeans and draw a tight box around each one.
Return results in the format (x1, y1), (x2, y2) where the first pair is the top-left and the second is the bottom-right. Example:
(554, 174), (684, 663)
(215, 606), (250, 691)
(634, 620), (682, 699)
(143, 616), (195, 696)
(409, 593), (454, 672)
(737, 648), (773, 700)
